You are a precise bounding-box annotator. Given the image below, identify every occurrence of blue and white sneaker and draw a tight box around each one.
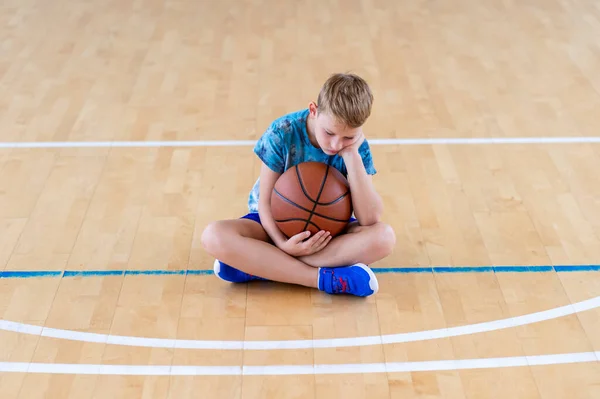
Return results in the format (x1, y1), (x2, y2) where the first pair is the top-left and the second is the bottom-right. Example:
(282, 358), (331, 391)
(317, 263), (378, 297)
(213, 259), (267, 283)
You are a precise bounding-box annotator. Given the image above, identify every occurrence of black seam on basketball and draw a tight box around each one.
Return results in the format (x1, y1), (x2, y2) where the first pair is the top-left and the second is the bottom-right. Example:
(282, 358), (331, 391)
(302, 164), (330, 231)
(294, 164), (318, 203)
(274, 218), (322, 230)
(294, 164), (350, 205)
(318, 190), (350, 205)
(275, 218), (323, 240)
(272, 188), (351, 223)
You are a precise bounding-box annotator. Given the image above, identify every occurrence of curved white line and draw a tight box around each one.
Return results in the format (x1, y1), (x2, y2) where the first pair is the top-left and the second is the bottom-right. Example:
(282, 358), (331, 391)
(1, 352), (598, 375)
(1, 295), (599, 350)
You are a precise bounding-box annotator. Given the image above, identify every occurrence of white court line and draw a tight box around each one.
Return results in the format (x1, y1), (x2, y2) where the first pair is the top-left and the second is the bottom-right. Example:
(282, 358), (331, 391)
(0, 351), (598, 376)
(0, 136), (600, 149)
(1, 295), (599, 350)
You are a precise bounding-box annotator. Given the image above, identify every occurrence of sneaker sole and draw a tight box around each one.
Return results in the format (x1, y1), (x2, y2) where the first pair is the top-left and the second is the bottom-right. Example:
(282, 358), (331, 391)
(213, 259), (228, 282)
(353, 263), (379, 295)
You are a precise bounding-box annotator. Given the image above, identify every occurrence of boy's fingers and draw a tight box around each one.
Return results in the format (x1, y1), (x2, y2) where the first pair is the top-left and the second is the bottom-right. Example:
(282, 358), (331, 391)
(290, 231), (311, 243)
(312, 231), (330, 247)
(305, 230), (324, 245)
(318, 235), (332, 251)
(304, 233), (330, 254)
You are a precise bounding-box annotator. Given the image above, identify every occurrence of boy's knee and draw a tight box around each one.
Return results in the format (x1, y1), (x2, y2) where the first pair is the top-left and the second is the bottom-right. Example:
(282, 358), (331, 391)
(373, 222), (396, 257)
(201, 221), (227, 256)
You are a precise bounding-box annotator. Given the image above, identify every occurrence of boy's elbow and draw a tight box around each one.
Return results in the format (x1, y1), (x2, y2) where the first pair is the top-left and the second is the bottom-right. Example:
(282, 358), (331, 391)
(369, 197), (385, 224)
(372, 211), (383, 225)
(366, 213), (383, 226)
(356, 206), (383, 226)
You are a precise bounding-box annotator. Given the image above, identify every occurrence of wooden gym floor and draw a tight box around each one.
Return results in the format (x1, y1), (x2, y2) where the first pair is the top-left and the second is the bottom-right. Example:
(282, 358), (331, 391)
(1, 0), (600, 397)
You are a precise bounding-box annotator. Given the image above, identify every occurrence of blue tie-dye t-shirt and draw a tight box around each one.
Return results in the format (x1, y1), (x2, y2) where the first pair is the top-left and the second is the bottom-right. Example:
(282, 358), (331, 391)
(247, 108), (377, 212)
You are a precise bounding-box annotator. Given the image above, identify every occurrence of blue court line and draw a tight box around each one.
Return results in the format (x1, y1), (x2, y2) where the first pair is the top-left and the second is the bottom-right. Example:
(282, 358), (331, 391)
(0, 271), (63, 278)
(63, 270), (123, 277)
(1, 265), (600, 279)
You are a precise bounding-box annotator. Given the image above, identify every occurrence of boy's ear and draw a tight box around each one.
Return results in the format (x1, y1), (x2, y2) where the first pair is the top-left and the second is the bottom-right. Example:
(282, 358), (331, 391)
(308, 101), (318, 117)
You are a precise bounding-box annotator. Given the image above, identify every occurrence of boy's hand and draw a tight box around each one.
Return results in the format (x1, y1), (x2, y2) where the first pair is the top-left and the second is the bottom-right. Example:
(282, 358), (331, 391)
(338, 131), (365, 159)
(278, 230), (332, 257)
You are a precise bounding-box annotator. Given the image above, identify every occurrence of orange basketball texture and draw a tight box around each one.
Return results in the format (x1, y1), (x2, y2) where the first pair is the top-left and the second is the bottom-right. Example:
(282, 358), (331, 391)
(270, 161), (353, 238)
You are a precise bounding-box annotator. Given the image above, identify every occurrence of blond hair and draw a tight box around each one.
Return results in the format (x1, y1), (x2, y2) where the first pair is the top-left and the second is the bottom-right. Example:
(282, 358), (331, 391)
(316, 73), (374, 128)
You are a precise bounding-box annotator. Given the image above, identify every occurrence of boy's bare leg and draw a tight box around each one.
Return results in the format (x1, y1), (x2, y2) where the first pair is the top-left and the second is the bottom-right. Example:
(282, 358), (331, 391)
(298, 221), (396, 268)
(201, 218), (319, 288)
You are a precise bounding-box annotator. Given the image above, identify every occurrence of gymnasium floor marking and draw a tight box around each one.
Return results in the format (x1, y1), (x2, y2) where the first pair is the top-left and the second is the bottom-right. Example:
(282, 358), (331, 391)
(1, 293), (598, 350)
(1, 136), (600, 149)
(1, 265), (599, 279)
(1, 351), (598, 376)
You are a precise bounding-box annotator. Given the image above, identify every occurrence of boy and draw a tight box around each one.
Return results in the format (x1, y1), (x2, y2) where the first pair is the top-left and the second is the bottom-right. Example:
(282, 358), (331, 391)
(201, 73), (395, 297)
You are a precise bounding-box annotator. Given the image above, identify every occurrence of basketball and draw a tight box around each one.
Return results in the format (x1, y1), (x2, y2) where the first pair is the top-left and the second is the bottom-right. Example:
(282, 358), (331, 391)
(270, 161), (353, 239)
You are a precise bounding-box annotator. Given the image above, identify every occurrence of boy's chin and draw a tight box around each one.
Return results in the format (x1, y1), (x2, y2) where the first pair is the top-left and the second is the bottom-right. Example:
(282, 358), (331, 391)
(321, 148), (338, 155)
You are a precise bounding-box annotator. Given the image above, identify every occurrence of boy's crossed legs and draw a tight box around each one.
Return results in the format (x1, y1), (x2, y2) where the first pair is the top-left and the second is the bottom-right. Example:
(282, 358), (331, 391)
(201, 213), (395, 297)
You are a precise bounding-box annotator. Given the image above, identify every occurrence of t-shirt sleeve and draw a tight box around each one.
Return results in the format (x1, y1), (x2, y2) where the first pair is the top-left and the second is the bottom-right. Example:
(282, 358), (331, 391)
(253, 122), (287, 174)
(359, 139), (377, 175)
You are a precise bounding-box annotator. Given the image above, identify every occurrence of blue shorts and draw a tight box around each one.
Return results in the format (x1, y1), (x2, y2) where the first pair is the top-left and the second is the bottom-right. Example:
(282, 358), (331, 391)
(240, 212), (357, 225)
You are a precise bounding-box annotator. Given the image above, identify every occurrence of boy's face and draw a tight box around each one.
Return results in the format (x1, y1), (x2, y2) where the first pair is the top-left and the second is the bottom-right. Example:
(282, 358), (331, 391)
(308, 102), (362, 156)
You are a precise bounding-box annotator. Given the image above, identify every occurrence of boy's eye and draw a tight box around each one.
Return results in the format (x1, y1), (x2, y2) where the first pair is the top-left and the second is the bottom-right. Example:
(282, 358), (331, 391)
(326, 131), (334, 136)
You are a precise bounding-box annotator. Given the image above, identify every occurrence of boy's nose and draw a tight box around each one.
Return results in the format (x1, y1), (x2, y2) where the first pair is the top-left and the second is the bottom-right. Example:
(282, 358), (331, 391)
(331, 139), (343, 151)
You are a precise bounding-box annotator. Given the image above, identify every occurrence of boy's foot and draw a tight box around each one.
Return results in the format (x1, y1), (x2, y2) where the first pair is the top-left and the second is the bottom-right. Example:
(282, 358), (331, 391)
(213, 259), (267, 283)
(317, 263), (378, 297)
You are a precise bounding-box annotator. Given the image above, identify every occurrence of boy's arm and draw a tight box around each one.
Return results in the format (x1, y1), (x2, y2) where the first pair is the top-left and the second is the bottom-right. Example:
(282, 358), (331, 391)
(258, 162), (334, 256)
(257, 163), (288, 247)
(253, 122), (332, 255)
(340, 136), (383, 226)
